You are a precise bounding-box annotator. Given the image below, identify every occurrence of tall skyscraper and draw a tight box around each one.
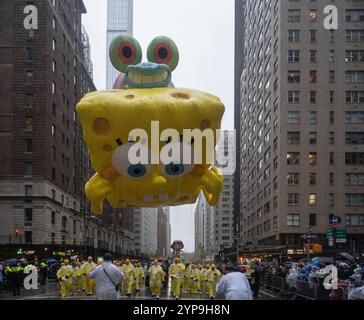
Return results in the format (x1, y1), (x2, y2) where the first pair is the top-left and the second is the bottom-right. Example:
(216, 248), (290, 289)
(0, 0), (98, 256)
(106, 0), (133, 89)
(234, 0), (246, 258)
(157, 207), (171, 257)
(194, 131), (235, 259)
(240, 0), (364, 253)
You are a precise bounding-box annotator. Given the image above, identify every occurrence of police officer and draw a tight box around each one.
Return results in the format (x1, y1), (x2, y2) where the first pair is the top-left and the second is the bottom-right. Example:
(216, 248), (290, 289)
(5, 262), (24, 296)
(40, 260), (48, 285)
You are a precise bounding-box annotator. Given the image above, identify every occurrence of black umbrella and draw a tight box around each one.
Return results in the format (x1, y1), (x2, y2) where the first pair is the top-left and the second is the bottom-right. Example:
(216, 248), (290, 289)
(338, 252), (355, 265)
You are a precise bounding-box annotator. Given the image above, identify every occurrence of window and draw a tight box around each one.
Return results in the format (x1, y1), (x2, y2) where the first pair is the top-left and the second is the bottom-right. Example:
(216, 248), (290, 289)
(329, 91), (334, 104)
(288, 91), (300, 103)
(51, 211), (56, 224)
(288, 173), (300, 185)
(288, 193), (299, 205)
(309, 214), (317, 226)
(52, 38), (56, 51)
(288, 30), (300, 42)
(287, 132), (300, 144)
(345, 194), (364, 206)
(52, 81), (56, 94)
(329, 194), (334, 207)
(25, 185), (32, 197)
(329, 172), (335, 185)
(26, 117), (33, 130)
(25, 161), (32, 176)
(25, 231), (32, 244)
(309, 193), (317, 206)
(288, 50), (300, 62)
(61, 216), (68, 230)
(25, 139), (32, 153)
(330, 152), (335, 165)
(310, 91), (317, 104)
(288, 9), (301, 22)
(329, 132), (335, 145)
(51, 233), (55, 245)
(52, 60), (56, 72)
(52, 16), (56, 29)
(330, 111), (335, 124)
(309, 152), (317, 165)
(346, 9), (364, 22)
(288, 71), (300, 83)
(287, 214), (300, 226)
(346, 215), (364, 226)
(287, 152), (300, 165)
(309, 132), (317, 144)
(346, 30), (364, 43)
(309, 9), (317, 22)
(288, 111), (300, 124)
(346, 173), (364, 186)
(346, 91), (364, 104)
(24, 208), (33, 226)
(309, 173), (317, 185)
(52, 167), (56, 180)
(309, 111), (317, 124)
(309, 30), (317, 42)
(329, 70), (335, 83)
(346, 132), (364, 145)
(346, 50), (364, 63)
(25, 70), (33, 85)
(309, 50), (317, 63)
(329, 50), (335, 63)
(329, 30), (335, 43)
(346, 71), (364, 83)
(25, 93), (34, 107)
(26, 48), (33, 62)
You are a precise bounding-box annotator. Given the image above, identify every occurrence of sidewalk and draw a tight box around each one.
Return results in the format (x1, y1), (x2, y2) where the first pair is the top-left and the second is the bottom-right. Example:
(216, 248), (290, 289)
(0, 282), (59, 300)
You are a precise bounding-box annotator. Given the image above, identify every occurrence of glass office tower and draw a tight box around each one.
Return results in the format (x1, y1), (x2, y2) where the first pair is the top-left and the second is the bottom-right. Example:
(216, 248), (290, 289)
(106, 0), (133, 89)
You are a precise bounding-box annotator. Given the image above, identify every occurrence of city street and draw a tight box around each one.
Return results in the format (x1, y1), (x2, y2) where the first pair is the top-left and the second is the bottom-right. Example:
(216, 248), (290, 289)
(0, 282), (278, 300)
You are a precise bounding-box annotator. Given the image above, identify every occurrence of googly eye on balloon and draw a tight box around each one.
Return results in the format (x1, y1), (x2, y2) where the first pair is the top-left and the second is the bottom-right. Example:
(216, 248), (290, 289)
(109, 35), (142, 73)
(111, 143), (153, 180)
(147, 36), (179, 72)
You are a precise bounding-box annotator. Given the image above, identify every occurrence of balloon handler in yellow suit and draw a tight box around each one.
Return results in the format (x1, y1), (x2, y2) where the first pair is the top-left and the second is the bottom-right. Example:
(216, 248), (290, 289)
(121, 259), (135, 296)
(148, 259), (165, 299)
(169, 257), (186, 300)
(190, 264), (201, 294)
(56, 260), (74, 298)
(81, 256), (96, 295)
(206, 264), (222, 300)
(182, 262), (191, 293)
(134, 262), (145, 292)
(73, 262), (83, 293)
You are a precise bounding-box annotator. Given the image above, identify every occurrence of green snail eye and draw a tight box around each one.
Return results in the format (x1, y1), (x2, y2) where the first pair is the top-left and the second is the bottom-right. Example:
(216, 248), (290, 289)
(147, 36), (179, 71)
(109, 35), (142, 73)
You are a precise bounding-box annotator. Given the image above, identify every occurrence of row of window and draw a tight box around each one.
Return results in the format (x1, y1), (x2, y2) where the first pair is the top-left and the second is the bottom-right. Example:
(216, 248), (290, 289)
(287, 131), (364, 145)
(287, 172), (364, 186)
(288, 29), (364, 43)
(288, 70), (364, 85)
(288, 9), (364, 23)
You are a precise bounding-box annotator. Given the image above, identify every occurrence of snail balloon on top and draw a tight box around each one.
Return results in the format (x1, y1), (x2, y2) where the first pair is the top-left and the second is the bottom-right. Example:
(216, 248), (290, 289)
(76, 35), (225, 215)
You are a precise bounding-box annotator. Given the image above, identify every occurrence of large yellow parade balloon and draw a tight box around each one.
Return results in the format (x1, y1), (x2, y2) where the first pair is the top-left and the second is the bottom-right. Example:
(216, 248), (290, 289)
(76, 35), (225, 214)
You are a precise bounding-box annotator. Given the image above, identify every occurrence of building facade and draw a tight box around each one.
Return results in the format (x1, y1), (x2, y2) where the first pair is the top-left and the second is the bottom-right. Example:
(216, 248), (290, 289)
(157, 207), (171, 258)
(239, 0), (364, 253)
(133, 208), (158, 257)
(194, 131), (235, 259)
(106, 0), (133, 89)
(0, 0), (134, 259)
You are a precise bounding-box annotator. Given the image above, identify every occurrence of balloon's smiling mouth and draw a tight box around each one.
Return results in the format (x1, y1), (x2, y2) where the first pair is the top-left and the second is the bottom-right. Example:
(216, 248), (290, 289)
(125, 62), (171, 88)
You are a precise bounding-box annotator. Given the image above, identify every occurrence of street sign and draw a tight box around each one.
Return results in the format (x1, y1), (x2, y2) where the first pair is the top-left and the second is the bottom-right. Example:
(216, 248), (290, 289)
(336, 229), (346, 238)
(330, 216), (342, 227)
(302, 234), (317, 240)
(336, 238), (347, 244)
(326, 228), (334, 238)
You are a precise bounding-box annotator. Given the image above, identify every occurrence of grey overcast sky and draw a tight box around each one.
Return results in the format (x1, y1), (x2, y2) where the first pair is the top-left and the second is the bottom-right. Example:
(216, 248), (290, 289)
(82, 0), (234, 252)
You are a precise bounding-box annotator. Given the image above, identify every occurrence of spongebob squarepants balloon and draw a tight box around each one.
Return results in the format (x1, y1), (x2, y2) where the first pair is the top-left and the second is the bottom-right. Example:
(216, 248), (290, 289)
(76, 35), (225, 215)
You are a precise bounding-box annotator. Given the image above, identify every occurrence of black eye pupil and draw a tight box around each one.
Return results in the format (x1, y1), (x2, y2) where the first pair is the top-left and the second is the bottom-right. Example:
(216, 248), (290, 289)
(158, 47), (168, 60)
(172, 165), (180, 173)
(123, 46), (133, 58)
(134, 168), (141, 174)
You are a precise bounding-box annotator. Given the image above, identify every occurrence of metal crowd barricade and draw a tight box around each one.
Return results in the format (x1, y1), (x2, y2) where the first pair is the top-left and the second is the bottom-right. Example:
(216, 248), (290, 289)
(294, 280), (317, 300)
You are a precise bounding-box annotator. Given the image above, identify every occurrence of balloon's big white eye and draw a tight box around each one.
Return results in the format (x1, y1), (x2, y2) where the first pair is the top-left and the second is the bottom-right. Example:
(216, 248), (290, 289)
(147, 36), (179, 71)
(109, 35), (142, 73)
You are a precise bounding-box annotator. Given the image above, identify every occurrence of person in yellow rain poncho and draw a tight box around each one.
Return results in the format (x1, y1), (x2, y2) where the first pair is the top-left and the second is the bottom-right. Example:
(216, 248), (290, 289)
(56, 260), (74, 298)
(81, 256), (96, 296)
(182, 262), (191, 293)
(73, 262), (83, 293)
(121, 259), (135, 296)
(206, 264), (222, 300)
(148, 259), (165, 299)
(168, 258), (185, 300)
(190, 264), (201, 294)
(134, 262), (145, 292)
(201, 264), (210, 296)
